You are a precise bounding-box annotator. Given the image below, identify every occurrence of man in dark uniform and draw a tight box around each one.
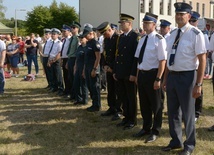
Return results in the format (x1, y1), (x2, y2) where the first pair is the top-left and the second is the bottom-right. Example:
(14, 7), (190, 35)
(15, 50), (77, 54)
(96, 22), (122, 119)
(66, 21), (81, 101)
(162, 3), (206, 155)
(113, 13), (138, 130)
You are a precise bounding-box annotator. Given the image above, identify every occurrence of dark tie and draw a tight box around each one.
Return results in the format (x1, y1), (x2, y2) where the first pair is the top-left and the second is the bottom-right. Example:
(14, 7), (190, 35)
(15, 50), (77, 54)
(169, 29), (181, 66)
(43, 40), (47, 54)
(60, 39), (66, 56)
(48, 41), (54, 58)
(138, 35), (148, 64)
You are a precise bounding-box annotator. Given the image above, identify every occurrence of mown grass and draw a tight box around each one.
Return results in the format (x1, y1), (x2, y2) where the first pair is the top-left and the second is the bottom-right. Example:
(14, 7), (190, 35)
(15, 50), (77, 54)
(0, 64), (214, 155)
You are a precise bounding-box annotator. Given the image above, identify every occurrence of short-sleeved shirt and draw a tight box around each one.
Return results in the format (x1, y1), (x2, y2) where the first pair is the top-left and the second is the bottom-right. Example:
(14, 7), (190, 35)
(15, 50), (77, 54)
(0, 40), (6, 60)
(48, 38), (62, 59)
(67, 35), (79, 58)
(61, 36), (71, 58)
(43, 38), (53, 56)
(7, 43), (20, 57)
(25, 39), (39, 55)
(84, 39), (100, 68)
(166, 23), (206, 71)
(135, 31), (167, 70)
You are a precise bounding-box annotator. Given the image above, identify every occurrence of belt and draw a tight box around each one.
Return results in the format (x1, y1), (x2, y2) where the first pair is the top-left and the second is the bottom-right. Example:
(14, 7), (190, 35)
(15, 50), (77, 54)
(140, 68), (158, 73)
(169, 70), (195, 74)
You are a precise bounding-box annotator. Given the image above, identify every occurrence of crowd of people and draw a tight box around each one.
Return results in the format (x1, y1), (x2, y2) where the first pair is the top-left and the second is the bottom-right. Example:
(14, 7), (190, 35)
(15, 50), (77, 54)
(0, 2), (214, 155)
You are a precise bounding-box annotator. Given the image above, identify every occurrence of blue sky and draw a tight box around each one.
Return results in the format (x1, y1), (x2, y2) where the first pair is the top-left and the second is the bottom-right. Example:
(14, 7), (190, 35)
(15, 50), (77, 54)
(3, 0), (79, 20)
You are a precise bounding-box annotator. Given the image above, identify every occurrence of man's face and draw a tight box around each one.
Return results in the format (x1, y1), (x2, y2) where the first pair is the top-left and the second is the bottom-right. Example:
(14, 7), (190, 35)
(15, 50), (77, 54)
(102, 29), (111, 38)
(71, 26), (79, 33)
(160, 26), (170, 36)
(62, 30), (70, 37)
(189, 19), (198, 27)
(175, 12), (191, 26)
(143, 21), (155, 32)
(119, 21), (131, 32)
(51, 33), (58, 40)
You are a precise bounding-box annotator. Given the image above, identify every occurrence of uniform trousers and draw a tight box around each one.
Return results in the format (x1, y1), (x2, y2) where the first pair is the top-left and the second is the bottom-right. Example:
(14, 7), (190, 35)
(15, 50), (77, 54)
(85, 67), (101, 108)
(167, 70), (196, 152)
(43, 57), (52, 88)
(138, 69), (162, 135)
(117, 78), (137, 124)
(74, 68), (88, 104)
(67, 57), (76, 99)
(61, 58), (69, 94)
(50, 60), (64, 91)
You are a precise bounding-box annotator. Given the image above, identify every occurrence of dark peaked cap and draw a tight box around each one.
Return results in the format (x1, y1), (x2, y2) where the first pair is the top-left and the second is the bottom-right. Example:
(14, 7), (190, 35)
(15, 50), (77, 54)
(191, 11), (200, 20)
(174, 2), (192, 13)
(143, 12), (158, 23)
(71, 21), (81, 28)
(118, 13), (135, 23)
(96, 22), (111, 34)
(160, 19), (171, 26)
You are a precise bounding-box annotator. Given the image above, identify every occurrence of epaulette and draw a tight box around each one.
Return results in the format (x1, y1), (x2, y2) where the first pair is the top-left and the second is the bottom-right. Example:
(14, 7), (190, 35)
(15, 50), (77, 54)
(156, 33), (163, 39)
(170, 28), (177, 34)
(191, 27), (200, 35)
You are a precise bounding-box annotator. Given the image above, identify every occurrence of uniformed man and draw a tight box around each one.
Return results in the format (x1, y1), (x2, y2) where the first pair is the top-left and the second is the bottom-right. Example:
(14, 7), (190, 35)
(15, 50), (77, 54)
(159, 19), (171, 39)
(47, 28), (64, 94)
(133, 13), (167, 143)
(66, 21), (81, 101)
(82, 26), (101, 112)
(162, 3), (206, 155)
(61, 24), (72, 97)
(113, 13), (138, 130)
(41, 29), (53, 90)
(96, 22), (122, 118)
(189, 11), (209, 122)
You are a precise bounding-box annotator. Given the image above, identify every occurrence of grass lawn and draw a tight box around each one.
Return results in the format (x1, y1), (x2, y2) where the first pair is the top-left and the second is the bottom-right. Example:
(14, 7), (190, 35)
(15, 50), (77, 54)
(0, 65), (214, 155)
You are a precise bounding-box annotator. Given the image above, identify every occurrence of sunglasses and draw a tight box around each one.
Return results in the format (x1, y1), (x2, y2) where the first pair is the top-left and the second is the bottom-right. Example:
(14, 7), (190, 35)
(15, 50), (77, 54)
(189, 19), (197, 23)
(71, 27), (76, 29)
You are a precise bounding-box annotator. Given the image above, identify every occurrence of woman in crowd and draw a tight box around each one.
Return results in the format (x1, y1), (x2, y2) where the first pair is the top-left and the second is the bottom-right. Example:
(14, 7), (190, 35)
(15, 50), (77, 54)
(6, 36), (20, 77)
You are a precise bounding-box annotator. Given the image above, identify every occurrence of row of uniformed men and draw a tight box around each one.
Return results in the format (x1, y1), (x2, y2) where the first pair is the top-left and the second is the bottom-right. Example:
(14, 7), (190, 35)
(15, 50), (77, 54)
(94, 2), (210, 155)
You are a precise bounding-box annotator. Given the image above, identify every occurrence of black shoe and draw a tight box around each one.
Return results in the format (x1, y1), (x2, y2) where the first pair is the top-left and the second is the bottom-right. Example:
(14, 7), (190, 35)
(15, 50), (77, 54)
(123, 123), (135, 130)
(101, 108), (115, 116)
(86, 106), (100, 112)
(133, 129), (151, 138)
(57, 91), (64, 96)
(111, 113), (122, 121)
(116, 119), (127, 127)
(74, 101), (85, 105)
(145, 134), (158, 143)
(178, 149), (192, 155)
(162, 145), (183, 152)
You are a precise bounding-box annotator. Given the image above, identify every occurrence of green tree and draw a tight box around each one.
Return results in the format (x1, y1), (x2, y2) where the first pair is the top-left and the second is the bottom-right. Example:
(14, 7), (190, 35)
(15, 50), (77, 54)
(0, 0), (6, 19)
(25, 0), (79, 36)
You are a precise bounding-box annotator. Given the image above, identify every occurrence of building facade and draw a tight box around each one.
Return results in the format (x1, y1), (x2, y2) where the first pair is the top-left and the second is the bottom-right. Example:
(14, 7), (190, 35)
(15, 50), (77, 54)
(79, 0), (214, 30)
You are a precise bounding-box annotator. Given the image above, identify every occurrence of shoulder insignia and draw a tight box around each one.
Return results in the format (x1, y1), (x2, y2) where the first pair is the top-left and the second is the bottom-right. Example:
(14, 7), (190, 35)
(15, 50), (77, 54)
(191, 27), (200, 35)
(170, 28), (177, 34)
(156, 34), (163, 39)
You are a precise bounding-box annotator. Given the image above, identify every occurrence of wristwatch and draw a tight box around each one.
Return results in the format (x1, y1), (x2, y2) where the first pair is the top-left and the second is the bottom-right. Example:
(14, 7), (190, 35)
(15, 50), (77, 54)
(195, 83), (202, 86)
(155, 77), (161, 82)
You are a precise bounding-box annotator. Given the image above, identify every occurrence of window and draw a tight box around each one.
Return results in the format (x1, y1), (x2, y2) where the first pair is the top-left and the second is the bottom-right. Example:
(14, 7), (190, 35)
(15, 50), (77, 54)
(202, 3), (205, 17)
(183, 0), (186, 2)
(149, 0), (153, 13)
(140, 0), (145, 13)
(196, 3), (199, 13)
(160, 0), (163, 15)
(168, 0), (171, 15)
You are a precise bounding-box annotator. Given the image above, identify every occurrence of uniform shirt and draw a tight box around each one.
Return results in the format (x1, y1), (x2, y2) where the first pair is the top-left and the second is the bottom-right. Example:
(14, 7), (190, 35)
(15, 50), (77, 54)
(48, 38), (62, 60)
(76, 45), (87, 72)
(164, 32), (170, 39)
(84, 38), (100, 68)
(43, 38), (53, 56)
(135, 31), (167, 70)
(67, 35), (79, 58)
(61, 36), (71, 58)
(167, 23), (206, 71)
(0, 40), (6, 60)
(208, 33), (214, 51)
(7, 43), (20, 57)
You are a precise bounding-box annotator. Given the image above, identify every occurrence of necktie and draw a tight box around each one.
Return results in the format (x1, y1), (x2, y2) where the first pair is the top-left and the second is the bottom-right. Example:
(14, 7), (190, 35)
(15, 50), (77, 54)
(138, 35), (148, 64)
(43, 40), (47, 54)
(67, 36), (74, 55)
(48, 41), (54, 58)
(169, 29), (181, 66)
(60, 39), (66, 56)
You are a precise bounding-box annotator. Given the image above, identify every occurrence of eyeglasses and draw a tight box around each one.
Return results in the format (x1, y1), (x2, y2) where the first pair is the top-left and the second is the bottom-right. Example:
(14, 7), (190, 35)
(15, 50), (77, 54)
(189, 19), (197, 23)
(71, 27), (76, 29)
